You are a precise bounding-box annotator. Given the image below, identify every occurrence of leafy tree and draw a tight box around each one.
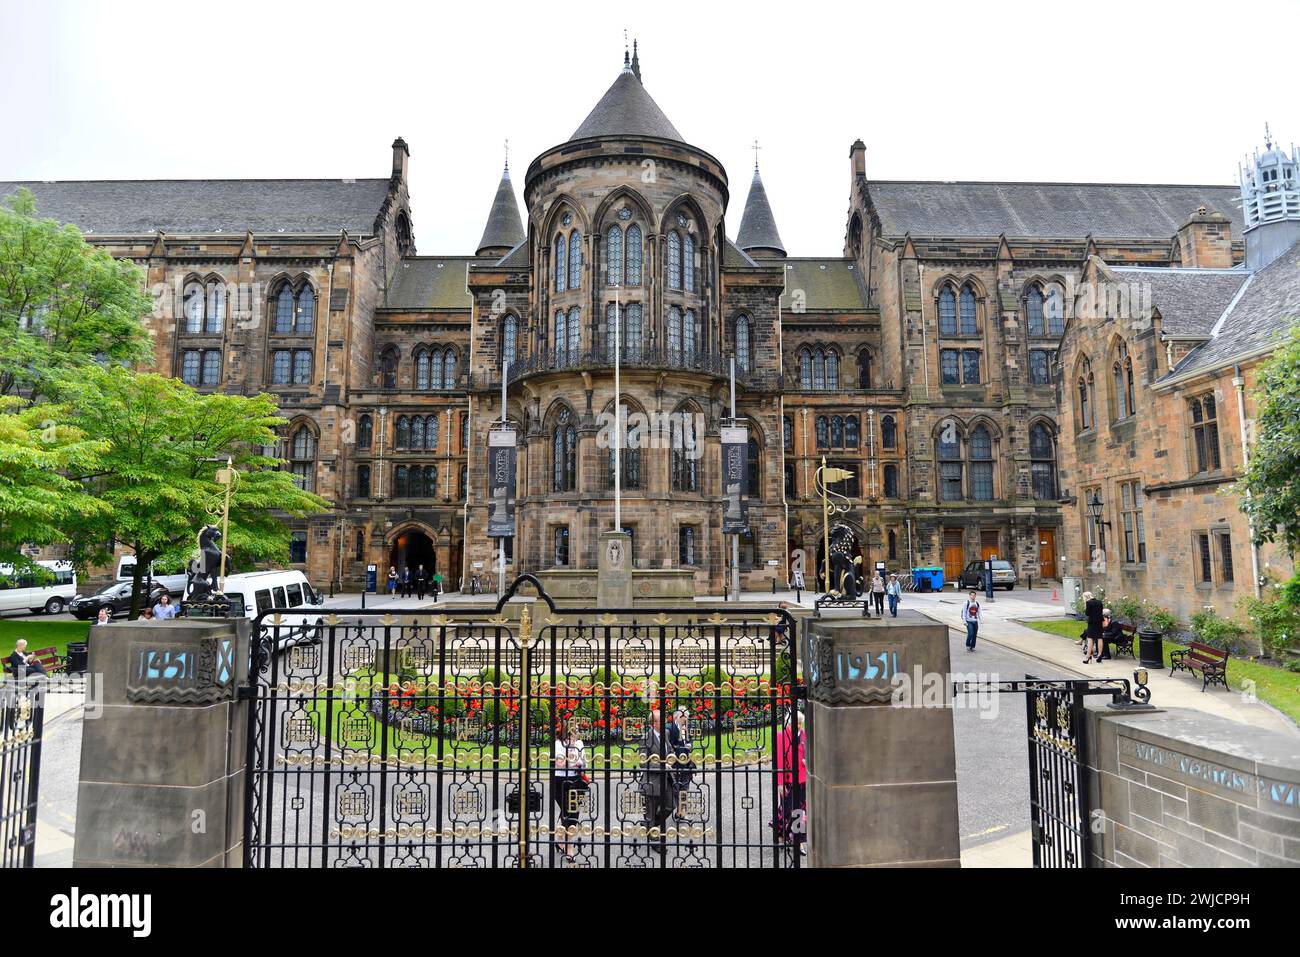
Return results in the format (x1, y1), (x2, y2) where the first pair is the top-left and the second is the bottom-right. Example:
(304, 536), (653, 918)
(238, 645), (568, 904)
(0, 397), (108, 567)
(0, 188), (152, 404)
(1241, 320), (1300, 556)
(63, 365), (330, 617)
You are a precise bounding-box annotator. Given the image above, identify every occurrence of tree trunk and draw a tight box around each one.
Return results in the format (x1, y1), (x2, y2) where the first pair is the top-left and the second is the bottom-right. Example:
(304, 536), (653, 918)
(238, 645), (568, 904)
(128, 548), (155, 620)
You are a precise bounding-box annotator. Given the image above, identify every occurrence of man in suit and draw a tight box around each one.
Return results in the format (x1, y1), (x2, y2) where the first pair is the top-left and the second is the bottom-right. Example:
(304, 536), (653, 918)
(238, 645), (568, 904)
(415, 564), (428, 601)
(6, 640), (47, 679)
(401, 567), (411, 599)
(639, 708), (672, 855)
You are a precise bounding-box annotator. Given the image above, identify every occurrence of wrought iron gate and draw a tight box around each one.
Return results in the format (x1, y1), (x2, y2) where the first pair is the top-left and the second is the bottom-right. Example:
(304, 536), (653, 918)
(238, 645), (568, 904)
(0, 681), (45, 868)
(244, 576), (803, 868)
(1025, 683), (1090, 868)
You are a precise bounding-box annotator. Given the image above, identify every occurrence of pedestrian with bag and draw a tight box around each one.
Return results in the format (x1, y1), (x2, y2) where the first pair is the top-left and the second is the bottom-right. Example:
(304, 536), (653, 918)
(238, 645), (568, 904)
(961, 590), (982, 651)
(886, 573), (902, 617)
(870, 572), (886, 616)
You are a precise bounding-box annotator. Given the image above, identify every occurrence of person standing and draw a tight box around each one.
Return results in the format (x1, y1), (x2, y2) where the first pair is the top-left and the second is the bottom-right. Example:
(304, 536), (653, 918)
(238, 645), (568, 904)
(870, 572), (886, 616)
(667, 707), (694, 808)
(415, 565), (428, 601)
(1082, 591), (1104, 663)
(401, 566), (411, 599)
(387, 565), (398, 597)
(551, 721), (587, 861)
(961, 590), (982, 652)
(886, 573), (902, 618)
(774, 711), (807, 849)
(152, 593), (178, 620)
(639, 708), (672, 856)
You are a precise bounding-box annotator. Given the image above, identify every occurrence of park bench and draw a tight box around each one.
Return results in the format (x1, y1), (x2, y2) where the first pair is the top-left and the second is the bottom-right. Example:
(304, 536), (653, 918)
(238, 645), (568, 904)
(2, 646), (65, 677)
(1110, 623), (1137, 659)
(1169, 641), (1229, 692)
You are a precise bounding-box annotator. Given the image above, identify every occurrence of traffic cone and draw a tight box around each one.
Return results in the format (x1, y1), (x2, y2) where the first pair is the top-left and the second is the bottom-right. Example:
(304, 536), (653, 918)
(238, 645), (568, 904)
(1051, 588), (1058, 601)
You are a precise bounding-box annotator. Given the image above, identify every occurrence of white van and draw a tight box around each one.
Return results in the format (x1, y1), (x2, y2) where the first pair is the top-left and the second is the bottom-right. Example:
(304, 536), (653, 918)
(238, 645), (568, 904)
(116, 556), (189, 596)
(220, 570), (326, 649)
(0, 561), (77, 615)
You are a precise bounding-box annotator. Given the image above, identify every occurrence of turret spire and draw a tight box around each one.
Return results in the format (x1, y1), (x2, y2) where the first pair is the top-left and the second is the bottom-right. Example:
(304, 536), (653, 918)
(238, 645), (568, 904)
(476, 161), (526, 259)
(736, 162), (786, 259)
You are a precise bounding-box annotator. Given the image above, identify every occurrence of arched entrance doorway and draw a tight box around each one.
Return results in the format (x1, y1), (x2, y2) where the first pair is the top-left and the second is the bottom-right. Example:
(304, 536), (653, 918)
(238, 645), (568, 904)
(389, 527), (436, 580)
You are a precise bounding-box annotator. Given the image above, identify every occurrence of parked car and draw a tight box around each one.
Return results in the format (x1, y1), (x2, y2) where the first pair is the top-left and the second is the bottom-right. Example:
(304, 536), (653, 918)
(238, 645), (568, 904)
(0, 560), (77, 615)
(221, 570), (326, 650)
(70, 580), (171, 620)
(957, 559), (1016, 591)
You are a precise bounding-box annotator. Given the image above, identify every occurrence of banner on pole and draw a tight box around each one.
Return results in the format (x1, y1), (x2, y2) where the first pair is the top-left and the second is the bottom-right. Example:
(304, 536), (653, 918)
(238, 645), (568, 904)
(721, 424), (748, 534)
(487, 427), (517, 538)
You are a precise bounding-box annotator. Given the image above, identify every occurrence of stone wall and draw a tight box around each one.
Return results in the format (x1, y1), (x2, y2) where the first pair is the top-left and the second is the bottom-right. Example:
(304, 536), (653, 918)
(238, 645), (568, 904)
(1086, 705), (1300, 867)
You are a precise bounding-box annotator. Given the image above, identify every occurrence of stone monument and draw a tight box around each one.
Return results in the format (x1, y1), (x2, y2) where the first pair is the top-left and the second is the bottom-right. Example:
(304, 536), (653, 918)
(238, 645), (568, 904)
(597, 529), (632, 608)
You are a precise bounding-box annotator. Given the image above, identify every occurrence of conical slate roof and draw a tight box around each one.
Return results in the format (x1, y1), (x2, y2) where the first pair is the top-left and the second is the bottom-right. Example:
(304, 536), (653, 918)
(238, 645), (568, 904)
(476, 166), (525, 257)
(570, 64), (683, 143)
(736, 167), (786, 256)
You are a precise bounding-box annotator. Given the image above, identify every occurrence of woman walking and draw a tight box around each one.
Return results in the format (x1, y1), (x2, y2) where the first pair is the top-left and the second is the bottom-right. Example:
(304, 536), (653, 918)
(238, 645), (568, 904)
(387, 565), (398, 597)
(886, 573), (902, 617)
(870, 572), (886, 616)
(961, 590), (982, 651)
(552, 721), (587, 861)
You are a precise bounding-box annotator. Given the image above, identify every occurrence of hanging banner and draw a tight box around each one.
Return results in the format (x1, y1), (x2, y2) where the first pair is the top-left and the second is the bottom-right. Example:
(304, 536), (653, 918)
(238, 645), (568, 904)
(487, 427), (516, 538)
(721, 424), (748, 534)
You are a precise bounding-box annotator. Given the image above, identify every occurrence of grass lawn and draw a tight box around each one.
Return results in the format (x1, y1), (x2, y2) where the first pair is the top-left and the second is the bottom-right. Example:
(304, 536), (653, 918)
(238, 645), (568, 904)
(0, 618), (90, 660)
(1022, 618), (1300, 725)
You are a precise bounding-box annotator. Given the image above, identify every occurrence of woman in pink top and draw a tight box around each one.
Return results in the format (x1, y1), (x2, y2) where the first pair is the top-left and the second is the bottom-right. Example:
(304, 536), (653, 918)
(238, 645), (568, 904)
(774, 711), (807, 848)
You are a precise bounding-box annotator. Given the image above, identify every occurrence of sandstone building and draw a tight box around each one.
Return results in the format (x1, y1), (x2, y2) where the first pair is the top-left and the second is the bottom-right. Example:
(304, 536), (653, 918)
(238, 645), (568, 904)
(5, 47), (1264, 595)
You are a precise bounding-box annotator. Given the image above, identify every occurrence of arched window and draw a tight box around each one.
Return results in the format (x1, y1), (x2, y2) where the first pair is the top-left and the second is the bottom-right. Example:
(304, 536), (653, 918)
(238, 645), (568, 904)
(683, 233), (696, 292)
(825, 351), (839, 390)
(1030, 424), (1056, 500)
(415, 348), (433, 390)
(607, 412), (641, 490)
(799, 348), (812, 389)
(411, 415), (425, 450)
(290, 426), (316, 492)
(443, 349), (457, 389)
(568, 229), (582, 290)
(783, 416), (793, 450)
(421, 465), (438, 498)
(183, 281), (204, 333)
(830, 415), (844, 448)
(969, 425), (994, 501)
(959, 285), (977, 335)
(395, 415), (410, 449)
(502, 315), (518, 368)
(667, 231), (682, 289)
(606, 225), (623, 286)
(1077, 358), (1095, 430)
(205, 280), (224, 334)
(881, 415), (897, 449)
(667, 307), (683, 363)
(884, 464), (898, 498)
(937, 429), (962, 502)
(380, 348), (398, 390)
(1046, 285), (1065, 337)
(357, 414), (372, 450)
(427, 415), (440, 452)
(552, 408), (576, 492)
(735, 315), (752, 372)
(845, 415), (859, 447)
(813, 349), (826, 390)
(554, 310), (568, 364)
(857, 350), (872, 389)
(815, 416), (828, 449)
(1112, 341), (1134, 420)
(747, 438), (760, 499)
(1027, 286), (1045, 337)
(462, 413), (469, 451)
(295, 286), (315, 336)
(626, 224), (643, 285)
(671, 413), (698, 492)
(275, 285), (295, 334)
(938, 285), (957, 336)
(566, 307), (580, 361)
(554, 233), (567, 292)
(357, 464), (371, 499)
(683, 310), (697, 364)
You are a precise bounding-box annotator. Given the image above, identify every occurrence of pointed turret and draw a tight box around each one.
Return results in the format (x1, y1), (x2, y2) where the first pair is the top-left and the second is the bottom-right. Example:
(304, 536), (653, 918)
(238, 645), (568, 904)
(736, 165), (786, 259)
(569, 45), (683, 142)
(476, 163), (526, 259)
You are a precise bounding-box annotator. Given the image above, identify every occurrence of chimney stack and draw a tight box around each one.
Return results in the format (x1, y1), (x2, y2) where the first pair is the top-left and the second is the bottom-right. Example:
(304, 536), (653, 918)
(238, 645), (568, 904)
(1176, 206), (1233, 268)
(391, 137), (410, 183)
(849, 139), (867, 180)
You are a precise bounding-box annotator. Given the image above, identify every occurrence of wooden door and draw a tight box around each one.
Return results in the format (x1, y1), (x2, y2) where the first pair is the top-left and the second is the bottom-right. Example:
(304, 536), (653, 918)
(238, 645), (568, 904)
(942, 529), (965, 583)
(980, 530), (1000, 562)
(1038, 528), (1057, 580)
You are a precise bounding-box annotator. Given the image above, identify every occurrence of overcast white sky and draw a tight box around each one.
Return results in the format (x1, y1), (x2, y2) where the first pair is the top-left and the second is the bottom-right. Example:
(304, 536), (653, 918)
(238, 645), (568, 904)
(1, 0), (1293, 255)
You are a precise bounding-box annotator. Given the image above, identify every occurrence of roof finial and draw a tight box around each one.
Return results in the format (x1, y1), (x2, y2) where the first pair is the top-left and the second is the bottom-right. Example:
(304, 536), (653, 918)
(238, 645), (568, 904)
(1265, 122), (1273, 150)
(752, 138), (762, 172)
(623, 29), (629, 66)
(631, 38), (640, 82)
(504, 138), (509, 172)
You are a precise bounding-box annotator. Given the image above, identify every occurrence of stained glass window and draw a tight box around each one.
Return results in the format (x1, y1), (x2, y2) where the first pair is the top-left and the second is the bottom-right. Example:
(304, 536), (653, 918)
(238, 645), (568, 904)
(626, 225), (642, 285)
(667, 231), (682, 289)
(606, 226), (622, 286)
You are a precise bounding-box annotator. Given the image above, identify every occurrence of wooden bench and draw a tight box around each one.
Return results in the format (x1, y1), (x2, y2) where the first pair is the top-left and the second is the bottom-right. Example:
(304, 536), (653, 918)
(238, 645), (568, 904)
(2, 646), (65, 678)
(1169, 641), (1229, 692)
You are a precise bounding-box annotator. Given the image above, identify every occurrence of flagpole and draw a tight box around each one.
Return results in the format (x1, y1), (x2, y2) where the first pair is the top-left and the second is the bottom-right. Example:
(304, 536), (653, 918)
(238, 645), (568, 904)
(614, 283), (622, 533)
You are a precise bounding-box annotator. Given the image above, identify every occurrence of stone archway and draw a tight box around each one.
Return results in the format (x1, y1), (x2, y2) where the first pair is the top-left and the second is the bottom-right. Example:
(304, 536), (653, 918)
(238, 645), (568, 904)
(388, 524), (437, 580)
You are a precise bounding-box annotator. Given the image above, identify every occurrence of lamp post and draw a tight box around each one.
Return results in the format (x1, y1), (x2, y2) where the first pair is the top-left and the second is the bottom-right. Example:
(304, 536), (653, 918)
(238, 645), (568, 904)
(214, 457), (238, 593)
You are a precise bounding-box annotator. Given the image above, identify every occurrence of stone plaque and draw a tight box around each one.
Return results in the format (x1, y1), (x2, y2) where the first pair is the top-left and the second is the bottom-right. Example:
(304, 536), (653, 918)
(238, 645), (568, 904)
(126, 637), (235, 703)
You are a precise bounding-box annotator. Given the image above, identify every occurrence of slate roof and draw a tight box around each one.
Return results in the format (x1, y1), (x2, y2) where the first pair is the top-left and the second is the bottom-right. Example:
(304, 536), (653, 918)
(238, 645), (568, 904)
(1109, 266), (1249, 337)
(780, 259), (869, 312)
(720, 239), (757, 268)
(1166, 240), (1300, 378)
(570, 68), (684, 143)
(476, 167), (526, 255)
(736, 168), (786, 255)
(867, 181), (1243, 240)
(386, 257), (474, 310)
(0, 178), (392, 235)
